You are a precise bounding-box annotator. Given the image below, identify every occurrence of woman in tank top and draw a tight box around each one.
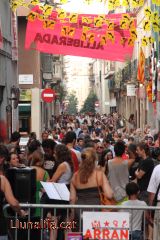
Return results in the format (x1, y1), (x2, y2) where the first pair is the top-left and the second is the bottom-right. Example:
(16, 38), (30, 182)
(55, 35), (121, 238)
(49, 144), (73, 186)
(46, 144), (74, 240)
(70, 147), (113, 205)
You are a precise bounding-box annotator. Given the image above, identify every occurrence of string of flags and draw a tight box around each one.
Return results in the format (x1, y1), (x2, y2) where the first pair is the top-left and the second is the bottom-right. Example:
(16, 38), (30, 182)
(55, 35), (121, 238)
(10, 0), (160, 12)
(10, 0), (160, 48)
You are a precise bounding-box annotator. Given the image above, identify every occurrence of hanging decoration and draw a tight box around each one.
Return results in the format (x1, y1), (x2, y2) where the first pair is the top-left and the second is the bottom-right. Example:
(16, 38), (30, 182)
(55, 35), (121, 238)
(137, 47), (145, 84)
(25, 10), (135, 61)
(146, 81), (152, 102)
(10, 0), (160, 61)
(10, 0), (160, 13)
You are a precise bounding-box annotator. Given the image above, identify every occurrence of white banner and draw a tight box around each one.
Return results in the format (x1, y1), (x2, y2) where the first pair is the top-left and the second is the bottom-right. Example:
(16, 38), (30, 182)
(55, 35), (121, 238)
(127, 84), (136, 97)
(83, 212), (129, 240)
(19, 74), (33, 85)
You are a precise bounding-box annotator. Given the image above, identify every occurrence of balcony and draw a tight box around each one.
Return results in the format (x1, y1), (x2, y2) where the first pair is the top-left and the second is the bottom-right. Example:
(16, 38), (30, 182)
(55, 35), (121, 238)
(108, 76), (115, 90)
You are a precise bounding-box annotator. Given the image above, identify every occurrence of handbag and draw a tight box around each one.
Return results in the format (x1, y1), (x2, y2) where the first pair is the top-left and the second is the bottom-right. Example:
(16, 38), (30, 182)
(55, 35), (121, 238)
(151, 182), (160, 219)
(96, 172), (117, 211)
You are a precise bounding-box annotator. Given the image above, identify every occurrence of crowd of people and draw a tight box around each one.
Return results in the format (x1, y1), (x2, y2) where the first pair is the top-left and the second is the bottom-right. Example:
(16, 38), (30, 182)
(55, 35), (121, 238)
(0, 112), (160, 240)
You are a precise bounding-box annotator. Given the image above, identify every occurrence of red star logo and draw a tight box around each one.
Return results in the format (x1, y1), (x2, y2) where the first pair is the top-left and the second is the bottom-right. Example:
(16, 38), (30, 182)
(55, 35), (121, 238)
(104, 221), (110, 227)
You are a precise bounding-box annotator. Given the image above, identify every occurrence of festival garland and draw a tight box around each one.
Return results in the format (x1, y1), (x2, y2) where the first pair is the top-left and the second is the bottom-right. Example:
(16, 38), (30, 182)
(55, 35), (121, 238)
(10, 0), (160, 47)
(10, 0), (160, 12)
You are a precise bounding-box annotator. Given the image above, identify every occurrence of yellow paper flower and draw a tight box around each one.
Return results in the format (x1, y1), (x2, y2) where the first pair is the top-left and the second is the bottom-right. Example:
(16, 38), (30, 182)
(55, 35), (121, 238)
(43, 20), (56, 29)
(152, 21), (159, 32)
(88, 33), (95, 44)
(144, 7), (152, 19)
(130, 29), (137, 40)
(30, 0), (40, 5)
(94, 17), (103, 27)
(69, 13), (78, 23)
(27, 11), (38, 22)
(122, 0), (130, 7)
(107, 32), (115, 43)
(128, 38), (134, 46)
(100, 35), (107, 46)
(141, 36), (148, 46)
(57, 8), (66, 19)
(143, 20), (151, 31)
(68, 28), (75, 37)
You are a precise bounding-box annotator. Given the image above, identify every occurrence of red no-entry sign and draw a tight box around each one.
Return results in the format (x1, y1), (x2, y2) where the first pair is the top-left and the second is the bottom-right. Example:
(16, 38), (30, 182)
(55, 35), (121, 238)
(41, 88), (56, 103)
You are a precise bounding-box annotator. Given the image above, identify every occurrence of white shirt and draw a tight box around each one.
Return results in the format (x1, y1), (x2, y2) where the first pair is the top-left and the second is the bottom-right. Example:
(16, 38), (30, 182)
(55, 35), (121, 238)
(121, 200), (147, 231)
(147, 164), (160, 200)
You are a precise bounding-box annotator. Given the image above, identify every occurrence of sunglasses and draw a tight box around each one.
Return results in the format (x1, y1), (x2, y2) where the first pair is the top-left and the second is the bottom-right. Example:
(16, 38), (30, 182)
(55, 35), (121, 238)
(97, 146), (104, 149)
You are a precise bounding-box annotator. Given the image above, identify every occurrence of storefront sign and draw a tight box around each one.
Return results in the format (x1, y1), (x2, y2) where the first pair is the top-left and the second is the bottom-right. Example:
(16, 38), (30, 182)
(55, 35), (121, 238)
(83, 212), (129, 240)
(20, 89), (32, 101)
(127, 84), (136, 96)
(19, 74), (33, 84)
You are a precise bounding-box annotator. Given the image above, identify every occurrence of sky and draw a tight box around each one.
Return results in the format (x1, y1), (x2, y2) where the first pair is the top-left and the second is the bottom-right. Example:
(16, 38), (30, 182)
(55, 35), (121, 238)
(61, 0), (108, 14)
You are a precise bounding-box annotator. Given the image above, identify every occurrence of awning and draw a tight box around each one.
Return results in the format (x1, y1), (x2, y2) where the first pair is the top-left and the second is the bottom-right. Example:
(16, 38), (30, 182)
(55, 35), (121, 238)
(19, 104), (31, 113)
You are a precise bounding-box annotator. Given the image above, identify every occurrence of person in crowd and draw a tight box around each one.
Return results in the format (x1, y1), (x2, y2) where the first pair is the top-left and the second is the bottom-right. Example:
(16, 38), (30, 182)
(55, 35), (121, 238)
(127, 143), (140, 180)
(0, 175), (26, 240)
(6, 131), (21, 154)
(0, 145), (9, 175)
(49, 144), (73, 186)
(121, 182), (147, 240)
(59, 127), (66, 141)
(26, 139), (42, 165)
(51, 128), (57, 140)
(154, 131), (160, 147)
(151, 147), (160, 166)
(103, 138), (115, 157)
(108, 141), (135, 204)
(147, 135), (155, 147)
(96, 141), (104, 163)
(128, 136), (135, 145)
(147, 164), (160, 240)
(8, 152), (21, 168)
(98, 149), (113, 175)
(27, 132), (37, 146)
(74, 137), (84, 152)
(78, 126), (89, 139)
(42, 139), (57, 178)
(134, 129), (143, 144)
(47, 144), (74, 240)
(29, 150), (49, 217)
(74, 122), (81, 138)
(91, 129), (100, 141)
(41, 131), (49, 141)
(0, 144), (26, 240)
(128, 114), (136, 132)
(70, 148), (113, 213)
(116, 115), (125, 131)
(135, 142), (154, 204)
(64, 131), (81, 172)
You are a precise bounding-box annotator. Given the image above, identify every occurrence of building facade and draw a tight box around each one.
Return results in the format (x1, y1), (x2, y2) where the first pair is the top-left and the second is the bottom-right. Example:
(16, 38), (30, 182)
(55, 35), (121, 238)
(0, 0), (19, 139)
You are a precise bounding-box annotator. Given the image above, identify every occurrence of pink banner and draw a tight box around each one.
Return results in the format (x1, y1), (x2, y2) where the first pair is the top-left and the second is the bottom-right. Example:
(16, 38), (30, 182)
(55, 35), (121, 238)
(25, 11), (135, 62)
